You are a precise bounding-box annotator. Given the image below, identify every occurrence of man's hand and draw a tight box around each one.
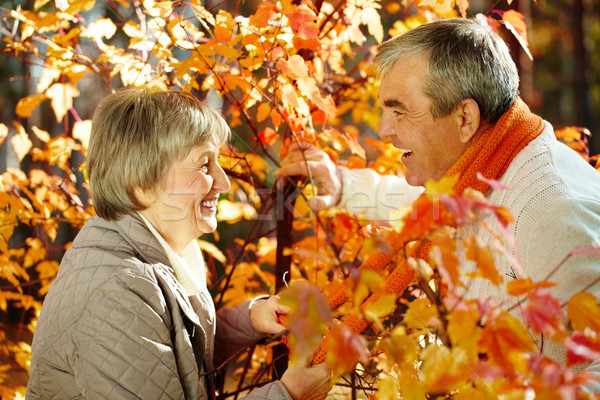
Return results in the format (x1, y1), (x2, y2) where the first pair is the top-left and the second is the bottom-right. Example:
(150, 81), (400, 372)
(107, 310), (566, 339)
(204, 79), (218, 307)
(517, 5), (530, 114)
(274, 142), (343, 211)
(280, 357), (332, 400)
(249, 295), (289, 335)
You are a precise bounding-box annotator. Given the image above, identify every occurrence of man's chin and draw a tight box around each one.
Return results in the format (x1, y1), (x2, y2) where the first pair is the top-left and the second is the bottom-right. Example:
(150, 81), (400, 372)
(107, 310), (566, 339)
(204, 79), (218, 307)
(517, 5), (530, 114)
(405, 175), (424, 187)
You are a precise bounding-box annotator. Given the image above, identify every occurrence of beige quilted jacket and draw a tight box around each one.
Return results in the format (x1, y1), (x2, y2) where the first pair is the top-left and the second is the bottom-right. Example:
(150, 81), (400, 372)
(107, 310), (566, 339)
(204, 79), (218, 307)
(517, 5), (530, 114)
(27, 213), (291, 400)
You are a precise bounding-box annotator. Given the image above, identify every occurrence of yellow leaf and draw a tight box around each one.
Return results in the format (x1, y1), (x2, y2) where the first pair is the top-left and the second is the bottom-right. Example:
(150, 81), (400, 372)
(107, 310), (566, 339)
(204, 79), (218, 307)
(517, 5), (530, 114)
(403, 298), (439, 330)
(196, 239), (227, 264)
(34, 0), (51, 11)
(380, 325), (419, 368)
(287, 54), (309, 79)
(364, 294), (397, 327)
(80, 17), (117, 40)
(73, 120), (92, 151)
(24, 238), (46, 268)
(11, 121), (32, 161)
(64, 0), (95, 14)
(216, 199), (256, 223)
(216, 10), (236, 30)
(361, 6), (383, 43)
(421, 344), (472, 393)
(447, 308), (481, 361)
(424, 174), (459, 197)
(281, 83), (309, 115)
(399, 373), (426, 400)
(375, 375), (400, 400)
(16, 94), (48, 118)
(143, 0), (173, 18)
(37, 67), (62, 93)
(0, 123), (7, 143)
(46, 83), (80, 122)
(32, 126), (51, 143)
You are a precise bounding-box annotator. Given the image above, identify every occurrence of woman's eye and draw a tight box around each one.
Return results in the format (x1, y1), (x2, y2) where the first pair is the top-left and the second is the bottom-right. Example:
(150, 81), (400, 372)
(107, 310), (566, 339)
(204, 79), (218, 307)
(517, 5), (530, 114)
(199, 163), (209, 172)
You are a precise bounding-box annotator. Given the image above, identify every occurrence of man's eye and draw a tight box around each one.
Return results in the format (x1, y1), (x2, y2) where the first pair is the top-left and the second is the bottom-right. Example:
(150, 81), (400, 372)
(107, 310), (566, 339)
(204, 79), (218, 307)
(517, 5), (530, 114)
(199, 163), (209, 172)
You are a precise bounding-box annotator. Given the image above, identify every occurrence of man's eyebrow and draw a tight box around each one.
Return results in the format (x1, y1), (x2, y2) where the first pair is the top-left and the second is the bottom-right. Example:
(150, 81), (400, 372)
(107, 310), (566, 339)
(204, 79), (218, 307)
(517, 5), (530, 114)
(382, 99), (407, 110)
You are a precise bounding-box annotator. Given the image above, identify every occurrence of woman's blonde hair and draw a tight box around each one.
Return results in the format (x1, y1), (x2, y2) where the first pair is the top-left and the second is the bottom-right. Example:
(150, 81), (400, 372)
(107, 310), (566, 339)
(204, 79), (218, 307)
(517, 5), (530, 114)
(87, 88), (231, 220)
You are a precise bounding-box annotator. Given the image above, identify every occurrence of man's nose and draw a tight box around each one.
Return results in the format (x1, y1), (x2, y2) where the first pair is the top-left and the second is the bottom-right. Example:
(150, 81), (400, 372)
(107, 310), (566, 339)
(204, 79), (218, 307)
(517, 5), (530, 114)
(377, 114), (395, 139)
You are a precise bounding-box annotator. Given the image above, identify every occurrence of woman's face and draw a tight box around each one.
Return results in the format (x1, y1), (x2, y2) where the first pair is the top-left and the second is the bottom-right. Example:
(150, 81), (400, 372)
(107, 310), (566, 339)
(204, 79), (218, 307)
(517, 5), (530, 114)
(140, 139), (230, 252)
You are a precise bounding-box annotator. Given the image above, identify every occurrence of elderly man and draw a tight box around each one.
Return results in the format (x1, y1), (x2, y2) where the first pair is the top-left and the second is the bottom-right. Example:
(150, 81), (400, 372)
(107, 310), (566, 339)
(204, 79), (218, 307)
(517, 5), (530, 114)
(275, 18), (600, 384)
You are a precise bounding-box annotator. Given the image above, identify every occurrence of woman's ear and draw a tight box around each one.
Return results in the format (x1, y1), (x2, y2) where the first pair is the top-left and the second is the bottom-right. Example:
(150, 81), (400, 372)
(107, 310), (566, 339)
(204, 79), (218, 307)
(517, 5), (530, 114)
(456, 98), (482, 144)
(133, 186), (156, 208)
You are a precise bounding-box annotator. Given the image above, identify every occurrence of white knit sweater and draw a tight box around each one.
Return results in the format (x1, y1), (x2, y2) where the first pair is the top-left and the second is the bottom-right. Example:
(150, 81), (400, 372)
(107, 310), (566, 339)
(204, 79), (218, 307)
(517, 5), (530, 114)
(338, 121), (600, 389)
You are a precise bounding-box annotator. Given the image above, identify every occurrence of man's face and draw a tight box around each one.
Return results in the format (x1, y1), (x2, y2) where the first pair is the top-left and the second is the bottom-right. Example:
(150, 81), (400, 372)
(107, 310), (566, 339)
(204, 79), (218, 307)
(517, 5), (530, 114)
(377, 53), (468, 187)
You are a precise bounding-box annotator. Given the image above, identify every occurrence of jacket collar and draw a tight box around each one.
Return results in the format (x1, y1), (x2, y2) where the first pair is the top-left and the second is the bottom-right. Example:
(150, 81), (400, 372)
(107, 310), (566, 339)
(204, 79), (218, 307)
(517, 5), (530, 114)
(109, 213), (202, 326)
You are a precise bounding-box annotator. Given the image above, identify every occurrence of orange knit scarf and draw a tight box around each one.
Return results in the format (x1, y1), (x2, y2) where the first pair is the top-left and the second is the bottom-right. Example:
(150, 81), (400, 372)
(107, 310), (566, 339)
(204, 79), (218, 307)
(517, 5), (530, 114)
(303, 97), (544, 364)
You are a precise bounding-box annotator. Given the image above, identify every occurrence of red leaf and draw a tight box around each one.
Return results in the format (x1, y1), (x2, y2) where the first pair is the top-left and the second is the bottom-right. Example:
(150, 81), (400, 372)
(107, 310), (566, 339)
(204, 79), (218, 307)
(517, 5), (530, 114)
(565, 331), (600, 366)
(326, 324), (368, 377)
(257, 127), (278, 146)
(521, 289), (566, 339)
(279, 280), (333, 362)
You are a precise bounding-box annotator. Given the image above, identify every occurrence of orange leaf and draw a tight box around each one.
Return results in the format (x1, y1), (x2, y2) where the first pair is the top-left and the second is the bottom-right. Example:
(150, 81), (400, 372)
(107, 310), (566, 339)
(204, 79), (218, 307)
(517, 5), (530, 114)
(249, 2), (277, 28)
(213, 25), (232, 42)
(256, 103), (271, 123)
(464, 236), (502, 285)
(297, 22), (319, 40)
(430, 228), (461, 289)
(286, 6), (316, 34)
(506, 278), (556, 296)
(16, 94), (48, 118)
(568, 292), (600, 332)
(479, 309), (535, 370)
(501, 10), (532, 61)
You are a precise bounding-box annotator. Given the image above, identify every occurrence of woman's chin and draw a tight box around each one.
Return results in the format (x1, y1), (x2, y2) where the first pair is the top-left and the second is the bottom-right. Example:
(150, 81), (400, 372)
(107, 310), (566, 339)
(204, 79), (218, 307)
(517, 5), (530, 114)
(196, 218), (218, 235)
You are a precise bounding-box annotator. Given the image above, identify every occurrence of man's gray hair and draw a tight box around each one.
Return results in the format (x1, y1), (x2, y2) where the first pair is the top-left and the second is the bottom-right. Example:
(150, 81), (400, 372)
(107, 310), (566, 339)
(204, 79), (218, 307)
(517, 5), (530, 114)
(374, 18), (519, 123)
(87, 88), (231, 220)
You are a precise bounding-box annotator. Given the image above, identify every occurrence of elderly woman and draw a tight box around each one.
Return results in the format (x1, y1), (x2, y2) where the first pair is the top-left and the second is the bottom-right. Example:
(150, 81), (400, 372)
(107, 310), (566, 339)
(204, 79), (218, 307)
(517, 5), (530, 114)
(26, 88), (331, 400)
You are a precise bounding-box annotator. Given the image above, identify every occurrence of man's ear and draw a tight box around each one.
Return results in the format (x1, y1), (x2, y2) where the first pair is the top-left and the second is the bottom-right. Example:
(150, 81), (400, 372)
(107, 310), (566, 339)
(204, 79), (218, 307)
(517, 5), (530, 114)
(456, 98), (482, 144)
(133, 186), (156, 208)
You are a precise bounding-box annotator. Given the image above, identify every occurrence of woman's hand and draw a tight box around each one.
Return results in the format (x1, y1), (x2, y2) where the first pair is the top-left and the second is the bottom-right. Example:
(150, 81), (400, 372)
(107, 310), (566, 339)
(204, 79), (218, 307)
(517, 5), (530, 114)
(280, 359), (332, 400)
(249, 295), (289, 335)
